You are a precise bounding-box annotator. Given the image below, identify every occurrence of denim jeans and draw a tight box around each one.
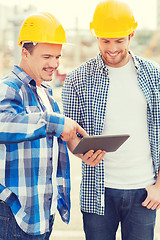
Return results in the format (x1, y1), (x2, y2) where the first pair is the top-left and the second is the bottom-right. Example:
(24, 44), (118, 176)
(0, 200), (54, 240)
(82, 188), (156, 240)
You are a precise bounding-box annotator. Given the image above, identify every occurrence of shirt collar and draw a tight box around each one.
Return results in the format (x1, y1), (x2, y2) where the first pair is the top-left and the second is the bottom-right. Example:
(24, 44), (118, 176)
(129, 50), (140, 71)
(12, 65), (36, 87)
(96, 53), (107, 70)
(96, 51), (140, 72)
(12, 65), (52, 92)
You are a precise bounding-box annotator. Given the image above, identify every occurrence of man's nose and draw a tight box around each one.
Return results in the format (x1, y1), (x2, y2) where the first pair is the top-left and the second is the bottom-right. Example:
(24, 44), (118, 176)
(108, 42), (117, 53)
(50, 58), (59, 69)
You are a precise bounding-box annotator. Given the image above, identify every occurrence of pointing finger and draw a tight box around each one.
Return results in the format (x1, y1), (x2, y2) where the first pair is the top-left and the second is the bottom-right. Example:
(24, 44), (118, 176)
(76, 124), (88, 137)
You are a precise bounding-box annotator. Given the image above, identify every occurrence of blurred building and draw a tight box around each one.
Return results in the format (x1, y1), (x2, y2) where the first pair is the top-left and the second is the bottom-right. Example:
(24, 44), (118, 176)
(0, 4), (14, 75)
(0, 4), (36, 76)
(143, 0), (160, 61)
(0, 2), (160, 80)
(157, 0), (160, 29)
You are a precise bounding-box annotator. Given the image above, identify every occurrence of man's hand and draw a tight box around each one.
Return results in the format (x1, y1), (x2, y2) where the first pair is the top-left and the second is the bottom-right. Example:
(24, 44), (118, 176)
(142, 184), (160, 210)
(61, 117), (88, 142)
(81, 150), (106, 167)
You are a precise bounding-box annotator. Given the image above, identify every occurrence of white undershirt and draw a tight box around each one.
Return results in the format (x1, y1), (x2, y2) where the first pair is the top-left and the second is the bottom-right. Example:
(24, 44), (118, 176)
(103, 58), (155, 189)
(37, 86), (58, 214)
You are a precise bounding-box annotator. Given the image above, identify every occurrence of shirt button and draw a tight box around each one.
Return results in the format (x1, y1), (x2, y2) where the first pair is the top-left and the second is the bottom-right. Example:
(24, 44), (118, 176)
(50, 157), (52, 161)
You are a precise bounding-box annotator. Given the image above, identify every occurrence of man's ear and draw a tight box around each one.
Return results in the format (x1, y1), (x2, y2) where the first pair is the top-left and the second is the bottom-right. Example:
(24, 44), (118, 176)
(21, 47), (29, 58)
(130, 31), (135, 38)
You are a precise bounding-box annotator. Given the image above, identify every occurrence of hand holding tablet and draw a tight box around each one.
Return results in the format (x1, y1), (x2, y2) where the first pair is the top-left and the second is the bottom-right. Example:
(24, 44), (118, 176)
(73, 134), (130, 154)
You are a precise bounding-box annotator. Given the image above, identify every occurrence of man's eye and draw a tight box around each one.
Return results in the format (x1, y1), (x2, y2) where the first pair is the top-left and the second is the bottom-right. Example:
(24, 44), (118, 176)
(117, 40), (124, 43)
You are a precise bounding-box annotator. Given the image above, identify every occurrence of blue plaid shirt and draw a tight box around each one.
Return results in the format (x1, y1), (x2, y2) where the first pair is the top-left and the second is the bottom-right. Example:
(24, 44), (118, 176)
(0, 65), (70, 235)
(62, 52), (160, 216)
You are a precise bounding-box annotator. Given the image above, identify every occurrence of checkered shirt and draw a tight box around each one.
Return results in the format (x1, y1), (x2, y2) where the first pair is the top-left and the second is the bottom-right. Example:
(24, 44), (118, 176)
(0, 65), (70, 235)
(62, 52), (160, 215)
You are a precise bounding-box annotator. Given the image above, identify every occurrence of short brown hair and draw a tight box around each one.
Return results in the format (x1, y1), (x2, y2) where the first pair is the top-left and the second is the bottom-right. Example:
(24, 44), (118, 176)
(22, 42), (36, 54)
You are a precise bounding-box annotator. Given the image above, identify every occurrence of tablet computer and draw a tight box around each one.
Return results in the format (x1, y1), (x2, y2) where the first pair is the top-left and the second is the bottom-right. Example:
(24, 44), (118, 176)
(72, 134), (130, 154)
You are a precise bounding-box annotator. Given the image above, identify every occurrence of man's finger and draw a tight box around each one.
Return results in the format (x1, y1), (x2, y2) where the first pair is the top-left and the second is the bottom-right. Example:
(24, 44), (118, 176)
(146, 201), (155, 209)
(93, 151), (106, 166)
(82, 150), (94, 162)
(151, 202), (159, 210)
(83, 150), (102, 166)
(157, 204), (160, 210)
(142, 197), (150, 207)
(76, 124), (88, 137)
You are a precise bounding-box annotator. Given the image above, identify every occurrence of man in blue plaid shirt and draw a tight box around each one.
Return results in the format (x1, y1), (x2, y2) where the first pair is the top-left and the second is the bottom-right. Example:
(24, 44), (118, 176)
(0, 12), (89, 240)
(62, 1), (160, 240)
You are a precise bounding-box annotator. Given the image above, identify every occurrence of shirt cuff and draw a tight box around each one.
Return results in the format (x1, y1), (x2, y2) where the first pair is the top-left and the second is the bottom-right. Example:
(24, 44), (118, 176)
(46, 112), (65, 137)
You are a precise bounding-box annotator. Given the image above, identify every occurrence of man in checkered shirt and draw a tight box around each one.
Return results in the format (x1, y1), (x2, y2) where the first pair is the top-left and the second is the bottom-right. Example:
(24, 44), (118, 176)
(62, 1), (160, 240)
(0, 12), (89, 240)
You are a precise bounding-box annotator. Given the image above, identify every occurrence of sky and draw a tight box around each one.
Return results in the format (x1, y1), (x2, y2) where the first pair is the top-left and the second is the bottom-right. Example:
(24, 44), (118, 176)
(0, 0), (158, 30)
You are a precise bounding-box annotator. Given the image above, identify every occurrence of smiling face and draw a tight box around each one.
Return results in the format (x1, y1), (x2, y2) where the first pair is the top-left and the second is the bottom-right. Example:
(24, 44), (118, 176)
(98, 36), (132, 68)
(20, 43), (62, 86)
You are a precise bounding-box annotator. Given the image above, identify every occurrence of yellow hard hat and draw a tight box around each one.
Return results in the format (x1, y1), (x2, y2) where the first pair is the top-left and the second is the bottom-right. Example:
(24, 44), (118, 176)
(90, 0), (138, 38)
(17, 12), (66, 46)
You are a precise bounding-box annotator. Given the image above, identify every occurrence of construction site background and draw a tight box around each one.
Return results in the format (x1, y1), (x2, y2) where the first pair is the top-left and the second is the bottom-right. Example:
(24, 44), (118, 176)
(0, 4), (160, 79)
(0, 2), (160, 240)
